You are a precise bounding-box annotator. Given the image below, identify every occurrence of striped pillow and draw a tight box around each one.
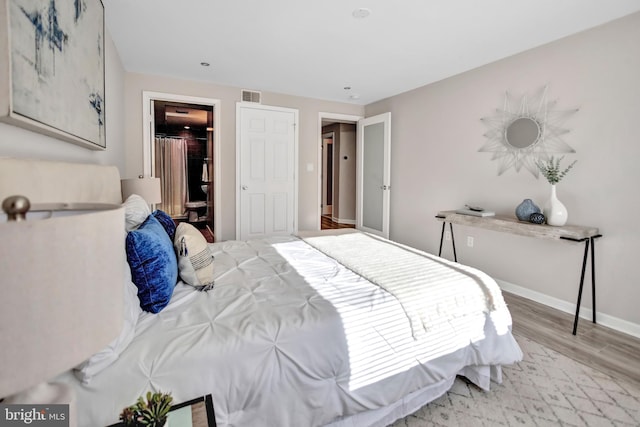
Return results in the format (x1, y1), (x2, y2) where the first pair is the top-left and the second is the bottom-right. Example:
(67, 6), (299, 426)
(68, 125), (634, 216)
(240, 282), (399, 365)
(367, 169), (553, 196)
(173, 222), (214, 291)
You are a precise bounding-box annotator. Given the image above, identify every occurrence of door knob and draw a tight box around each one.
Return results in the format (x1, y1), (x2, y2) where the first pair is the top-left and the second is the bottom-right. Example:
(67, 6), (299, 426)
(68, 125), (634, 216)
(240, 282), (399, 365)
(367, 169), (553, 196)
(242, 185), (248, 190)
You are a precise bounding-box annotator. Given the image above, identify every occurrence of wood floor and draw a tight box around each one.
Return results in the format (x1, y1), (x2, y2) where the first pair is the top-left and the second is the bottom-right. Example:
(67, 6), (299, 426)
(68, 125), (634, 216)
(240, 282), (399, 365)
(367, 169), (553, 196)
(321, 215), (356, 230)
(504, 292), (640, 389)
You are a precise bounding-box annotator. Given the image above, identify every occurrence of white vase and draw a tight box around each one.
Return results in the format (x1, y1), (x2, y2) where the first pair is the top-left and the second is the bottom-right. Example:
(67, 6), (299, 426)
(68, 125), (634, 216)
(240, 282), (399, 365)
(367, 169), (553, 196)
(544, 184), (568, 226)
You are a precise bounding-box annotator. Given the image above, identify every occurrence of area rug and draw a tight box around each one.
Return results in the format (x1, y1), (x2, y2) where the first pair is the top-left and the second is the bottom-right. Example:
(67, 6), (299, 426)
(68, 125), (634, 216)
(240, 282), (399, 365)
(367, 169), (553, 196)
(391, 334), (640, 426)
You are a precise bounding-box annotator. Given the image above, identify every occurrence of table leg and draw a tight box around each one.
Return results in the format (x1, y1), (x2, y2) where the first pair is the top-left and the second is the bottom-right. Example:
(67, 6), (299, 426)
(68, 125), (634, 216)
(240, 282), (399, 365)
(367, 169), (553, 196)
(572, 239), (590, 335)
(437, 221), (457, 262)
(591, 236), (596, 324)
(450, 223), (457, 262)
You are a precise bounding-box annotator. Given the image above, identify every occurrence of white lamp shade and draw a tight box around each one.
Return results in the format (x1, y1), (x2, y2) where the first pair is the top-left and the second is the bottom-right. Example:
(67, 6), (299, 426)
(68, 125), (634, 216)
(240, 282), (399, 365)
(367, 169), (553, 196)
(0, 203), (125, 398)
(121, 177), (161, 204)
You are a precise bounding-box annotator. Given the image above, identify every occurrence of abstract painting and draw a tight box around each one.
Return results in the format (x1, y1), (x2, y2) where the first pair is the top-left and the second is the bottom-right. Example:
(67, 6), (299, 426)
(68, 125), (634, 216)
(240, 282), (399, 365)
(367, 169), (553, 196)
(0, 0), (105, 149)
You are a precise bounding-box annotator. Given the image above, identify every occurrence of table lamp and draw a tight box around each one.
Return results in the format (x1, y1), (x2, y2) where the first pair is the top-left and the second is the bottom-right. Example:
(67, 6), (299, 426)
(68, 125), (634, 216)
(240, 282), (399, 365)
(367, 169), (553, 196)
(121, 176), (161, 205)
(0, 196), (125, 427)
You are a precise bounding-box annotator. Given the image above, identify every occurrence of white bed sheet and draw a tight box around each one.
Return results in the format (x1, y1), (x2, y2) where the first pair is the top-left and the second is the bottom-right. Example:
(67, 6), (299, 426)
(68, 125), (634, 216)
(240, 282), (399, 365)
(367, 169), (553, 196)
(61, 235), (522, 427)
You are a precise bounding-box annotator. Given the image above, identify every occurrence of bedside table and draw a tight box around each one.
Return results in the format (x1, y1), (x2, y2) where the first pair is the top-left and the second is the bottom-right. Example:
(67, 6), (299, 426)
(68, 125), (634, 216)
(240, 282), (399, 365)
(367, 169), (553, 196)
(109, 394), (216, 427)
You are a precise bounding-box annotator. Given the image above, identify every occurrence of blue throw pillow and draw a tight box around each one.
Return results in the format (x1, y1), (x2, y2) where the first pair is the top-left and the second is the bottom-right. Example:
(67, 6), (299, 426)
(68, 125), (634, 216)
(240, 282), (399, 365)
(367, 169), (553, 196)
(152, 209), (177, 240)
(126, 215), (178, 313)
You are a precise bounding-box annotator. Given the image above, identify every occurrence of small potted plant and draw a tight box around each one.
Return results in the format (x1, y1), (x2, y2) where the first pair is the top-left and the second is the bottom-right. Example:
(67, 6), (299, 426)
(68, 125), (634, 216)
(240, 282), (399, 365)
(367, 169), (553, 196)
(535, 156), (577, 226)
(120, 391), (173, 427)
(535, 155), (577, 185)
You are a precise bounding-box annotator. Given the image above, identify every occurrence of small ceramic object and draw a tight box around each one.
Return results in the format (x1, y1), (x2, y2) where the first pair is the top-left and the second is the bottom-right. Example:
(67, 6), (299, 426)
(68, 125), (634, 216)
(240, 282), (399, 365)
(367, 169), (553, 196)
(529, 212), (545, 224)
(515, 199), (541, 221)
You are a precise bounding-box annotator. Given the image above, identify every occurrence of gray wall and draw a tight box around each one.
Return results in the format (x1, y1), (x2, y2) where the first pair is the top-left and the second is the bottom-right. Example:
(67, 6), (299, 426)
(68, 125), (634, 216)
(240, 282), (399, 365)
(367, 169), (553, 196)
(366, 12), (640, 332)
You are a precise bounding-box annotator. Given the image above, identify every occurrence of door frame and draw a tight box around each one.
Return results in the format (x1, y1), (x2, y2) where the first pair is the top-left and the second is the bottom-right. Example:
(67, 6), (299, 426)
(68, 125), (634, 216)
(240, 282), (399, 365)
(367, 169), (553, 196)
(317, 112), (363, 230)
(236, 103), (299, 240)
(142, 91), (221, 241)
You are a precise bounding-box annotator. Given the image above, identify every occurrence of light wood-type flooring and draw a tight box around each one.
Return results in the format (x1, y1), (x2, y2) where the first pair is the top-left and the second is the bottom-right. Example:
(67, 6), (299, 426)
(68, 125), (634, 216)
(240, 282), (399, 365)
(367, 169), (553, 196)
(321, 215), (356, 230)
(504, 292), (640, 389)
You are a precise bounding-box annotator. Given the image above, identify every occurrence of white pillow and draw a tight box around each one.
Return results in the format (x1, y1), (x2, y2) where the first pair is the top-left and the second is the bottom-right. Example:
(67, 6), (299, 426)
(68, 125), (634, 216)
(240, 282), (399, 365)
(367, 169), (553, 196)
(123, 194), (151, 232)
(174, 223), (215, 291)
(73, 258), (143, 384)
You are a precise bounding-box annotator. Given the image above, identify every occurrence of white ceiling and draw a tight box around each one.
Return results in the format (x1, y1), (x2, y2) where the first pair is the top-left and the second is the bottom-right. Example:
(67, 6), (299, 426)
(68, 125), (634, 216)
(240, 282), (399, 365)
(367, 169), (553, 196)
(105, 1), (640, 105)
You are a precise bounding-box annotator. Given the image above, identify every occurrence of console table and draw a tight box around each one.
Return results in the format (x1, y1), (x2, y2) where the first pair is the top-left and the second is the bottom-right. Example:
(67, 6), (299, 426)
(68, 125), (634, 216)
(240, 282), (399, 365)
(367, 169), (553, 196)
(435, 211), (602, 335)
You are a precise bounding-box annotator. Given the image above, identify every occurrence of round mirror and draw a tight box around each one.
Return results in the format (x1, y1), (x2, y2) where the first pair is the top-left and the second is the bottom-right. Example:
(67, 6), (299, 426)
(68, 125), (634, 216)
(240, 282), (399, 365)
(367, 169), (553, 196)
(505, 117), (540, 149)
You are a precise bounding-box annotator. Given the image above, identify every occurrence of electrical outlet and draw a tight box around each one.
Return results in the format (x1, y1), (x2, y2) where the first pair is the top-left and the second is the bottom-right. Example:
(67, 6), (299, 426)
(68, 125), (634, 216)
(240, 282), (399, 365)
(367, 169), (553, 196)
(445, 230), (451, 241)
(467, 236), (474, 247)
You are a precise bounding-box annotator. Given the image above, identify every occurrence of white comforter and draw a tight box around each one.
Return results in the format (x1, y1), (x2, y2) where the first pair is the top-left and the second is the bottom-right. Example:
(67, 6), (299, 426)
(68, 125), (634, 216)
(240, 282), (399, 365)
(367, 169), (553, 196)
(64, 234), (522, 427)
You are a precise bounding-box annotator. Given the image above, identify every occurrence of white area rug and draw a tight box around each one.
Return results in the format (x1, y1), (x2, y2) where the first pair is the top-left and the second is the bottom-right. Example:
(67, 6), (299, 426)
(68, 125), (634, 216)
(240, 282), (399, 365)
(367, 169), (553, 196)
(391, 334), (640, 426)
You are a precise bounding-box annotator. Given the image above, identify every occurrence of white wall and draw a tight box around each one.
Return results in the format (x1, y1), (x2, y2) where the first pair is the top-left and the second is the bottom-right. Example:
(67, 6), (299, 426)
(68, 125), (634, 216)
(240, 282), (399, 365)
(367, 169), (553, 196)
(366, 12), (640, 331)
(0, 33), (126, 173)
(124, 73), (364, 241)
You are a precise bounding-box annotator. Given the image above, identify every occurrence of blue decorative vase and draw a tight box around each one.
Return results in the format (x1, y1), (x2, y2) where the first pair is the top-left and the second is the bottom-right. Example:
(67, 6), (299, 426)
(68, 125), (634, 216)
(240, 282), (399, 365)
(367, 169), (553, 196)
(515, 199), (541, 221)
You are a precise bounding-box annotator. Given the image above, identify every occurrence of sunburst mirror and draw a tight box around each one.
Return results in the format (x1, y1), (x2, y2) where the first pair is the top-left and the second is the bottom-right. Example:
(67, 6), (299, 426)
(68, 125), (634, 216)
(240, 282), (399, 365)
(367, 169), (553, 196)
(480, 86), (578, 177)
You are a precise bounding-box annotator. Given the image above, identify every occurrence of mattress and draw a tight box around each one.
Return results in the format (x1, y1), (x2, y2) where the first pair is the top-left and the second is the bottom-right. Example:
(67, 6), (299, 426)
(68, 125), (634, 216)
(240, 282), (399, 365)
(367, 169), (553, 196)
(62, 234), (522, 427)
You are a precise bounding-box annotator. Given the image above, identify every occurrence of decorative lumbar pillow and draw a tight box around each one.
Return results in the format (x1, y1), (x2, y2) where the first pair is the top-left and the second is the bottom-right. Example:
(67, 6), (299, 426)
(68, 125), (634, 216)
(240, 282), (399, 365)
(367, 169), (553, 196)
(123, 194), (151, 232)
(126, 215), (178, 313)
(152, 209), (176, 241)
(174, 222), (215, 291)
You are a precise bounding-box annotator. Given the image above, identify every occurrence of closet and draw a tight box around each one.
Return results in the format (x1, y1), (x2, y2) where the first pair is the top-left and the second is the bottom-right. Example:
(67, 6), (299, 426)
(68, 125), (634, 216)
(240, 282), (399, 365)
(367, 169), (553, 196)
(153, 101), (214, 241)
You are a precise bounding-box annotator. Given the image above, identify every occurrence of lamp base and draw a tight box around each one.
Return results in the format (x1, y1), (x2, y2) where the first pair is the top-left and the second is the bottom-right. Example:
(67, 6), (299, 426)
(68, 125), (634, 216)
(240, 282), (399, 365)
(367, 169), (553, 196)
(4, 382), (76, 427)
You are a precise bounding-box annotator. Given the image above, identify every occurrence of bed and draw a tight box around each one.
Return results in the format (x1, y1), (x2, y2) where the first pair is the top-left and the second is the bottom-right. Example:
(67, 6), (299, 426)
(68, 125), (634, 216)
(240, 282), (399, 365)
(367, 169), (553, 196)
(0, 158), (522, 427)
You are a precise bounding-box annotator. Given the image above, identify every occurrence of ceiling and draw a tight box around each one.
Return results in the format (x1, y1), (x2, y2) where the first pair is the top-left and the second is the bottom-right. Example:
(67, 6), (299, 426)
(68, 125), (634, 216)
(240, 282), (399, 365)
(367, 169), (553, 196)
(105, 1), (640, 105)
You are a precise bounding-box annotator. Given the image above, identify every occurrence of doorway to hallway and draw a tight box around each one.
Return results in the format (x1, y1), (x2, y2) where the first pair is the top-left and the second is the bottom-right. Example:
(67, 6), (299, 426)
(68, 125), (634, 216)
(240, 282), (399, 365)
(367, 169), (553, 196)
(318, 113), (361, 230)
(317, 111), (392, 238)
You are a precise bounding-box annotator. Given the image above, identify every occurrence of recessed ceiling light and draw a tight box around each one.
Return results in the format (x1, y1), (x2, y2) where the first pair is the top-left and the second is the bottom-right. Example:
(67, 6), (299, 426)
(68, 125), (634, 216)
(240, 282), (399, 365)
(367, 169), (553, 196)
(344, 86), (351, 90)
(200, 62), (210, 67)
(184, 126), (190, 130)
(352, 8), (371, 19)
(350, 94), (361, 100)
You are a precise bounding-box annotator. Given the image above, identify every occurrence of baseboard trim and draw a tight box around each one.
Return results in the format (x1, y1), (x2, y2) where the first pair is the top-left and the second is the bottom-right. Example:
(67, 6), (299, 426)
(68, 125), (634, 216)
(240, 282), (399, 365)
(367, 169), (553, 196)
(496, 279), (640, 339)
(331, 217), (356, 225)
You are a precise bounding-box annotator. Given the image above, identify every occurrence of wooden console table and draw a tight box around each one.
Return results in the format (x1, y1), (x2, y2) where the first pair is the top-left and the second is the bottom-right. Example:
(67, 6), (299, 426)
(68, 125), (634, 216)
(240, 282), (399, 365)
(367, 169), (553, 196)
(435, 211), (602, 335)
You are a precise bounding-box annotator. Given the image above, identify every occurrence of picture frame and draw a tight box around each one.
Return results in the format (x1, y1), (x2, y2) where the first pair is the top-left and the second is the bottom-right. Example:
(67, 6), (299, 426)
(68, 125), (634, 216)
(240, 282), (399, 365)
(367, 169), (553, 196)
(0, 0), (106, 150)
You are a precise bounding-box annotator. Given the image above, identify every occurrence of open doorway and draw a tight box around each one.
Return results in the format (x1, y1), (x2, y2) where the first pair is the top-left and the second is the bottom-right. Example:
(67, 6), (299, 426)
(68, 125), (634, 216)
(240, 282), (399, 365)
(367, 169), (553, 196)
(142, 92), (221, 242)
(319, 113), (362, 230)
(318, 112), (392, 237)
(154, 101), (214, 241)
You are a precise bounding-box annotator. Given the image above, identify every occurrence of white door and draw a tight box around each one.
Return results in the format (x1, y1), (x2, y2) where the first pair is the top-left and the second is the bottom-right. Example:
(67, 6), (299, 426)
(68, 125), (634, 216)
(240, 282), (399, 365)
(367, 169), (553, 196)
(357, 112), (391, 239)
(237, 104), (298, 240)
